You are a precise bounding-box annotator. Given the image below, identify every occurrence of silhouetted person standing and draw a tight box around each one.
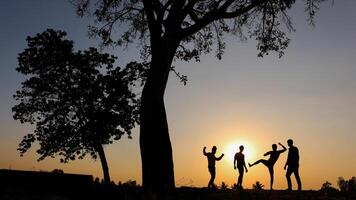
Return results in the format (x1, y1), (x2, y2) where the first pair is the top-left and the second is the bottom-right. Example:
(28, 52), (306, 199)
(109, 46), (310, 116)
(234, 145), (248, 189)
(284, 139), (302, 191)
(203, 146), (224, 188)
(248, 143), (287, 190)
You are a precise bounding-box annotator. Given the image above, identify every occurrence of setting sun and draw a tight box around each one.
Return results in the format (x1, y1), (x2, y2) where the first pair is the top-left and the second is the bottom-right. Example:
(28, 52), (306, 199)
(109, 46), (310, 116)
(224, 140), (255, 165)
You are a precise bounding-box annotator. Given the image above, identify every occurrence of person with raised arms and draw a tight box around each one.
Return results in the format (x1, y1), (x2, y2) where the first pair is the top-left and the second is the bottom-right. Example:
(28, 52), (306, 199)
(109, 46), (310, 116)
(203, 146), (224, 188)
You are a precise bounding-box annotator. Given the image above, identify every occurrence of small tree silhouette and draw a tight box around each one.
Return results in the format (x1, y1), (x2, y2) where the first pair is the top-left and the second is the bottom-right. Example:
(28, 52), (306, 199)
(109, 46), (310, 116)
(336, 177), (356, 193)
(337, 177), (348, 192)
(13, 29), (143, 185)
(252, 181), (264, 190)
(348, 177), (356, 192)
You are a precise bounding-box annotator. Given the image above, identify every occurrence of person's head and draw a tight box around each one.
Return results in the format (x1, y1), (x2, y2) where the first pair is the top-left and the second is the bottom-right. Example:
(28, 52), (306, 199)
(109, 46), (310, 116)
(239, 145), (244, 152)
(287, 139), (294, 147)
(212, 146), (217, 154)
(272, 144), (277, 151)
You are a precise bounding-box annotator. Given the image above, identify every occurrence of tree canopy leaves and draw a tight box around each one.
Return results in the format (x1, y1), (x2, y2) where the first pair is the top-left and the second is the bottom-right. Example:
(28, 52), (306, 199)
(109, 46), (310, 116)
(13, 29), (142, 163)
(71, 0), (327, 61)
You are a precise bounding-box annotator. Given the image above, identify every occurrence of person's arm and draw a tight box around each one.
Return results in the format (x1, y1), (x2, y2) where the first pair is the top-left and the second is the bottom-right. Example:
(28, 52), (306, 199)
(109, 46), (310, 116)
(284, 148), (290, 170)
(233, 154), (237, 169)
(203, 146), (207, 156)
(278, 142), (287, 153)
(243, 155), (248, 172)
(216, 153), (224, 161)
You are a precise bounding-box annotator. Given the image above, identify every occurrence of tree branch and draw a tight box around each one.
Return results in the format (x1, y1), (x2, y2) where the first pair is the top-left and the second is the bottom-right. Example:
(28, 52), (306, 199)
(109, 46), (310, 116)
(163, 0), (175, 11)
(221, 0), (265, 19)
(142, 0), (159, 37)
(165, 0), (187, 32)
(181, 0), (266, 38)
(152, 0), (164, 23)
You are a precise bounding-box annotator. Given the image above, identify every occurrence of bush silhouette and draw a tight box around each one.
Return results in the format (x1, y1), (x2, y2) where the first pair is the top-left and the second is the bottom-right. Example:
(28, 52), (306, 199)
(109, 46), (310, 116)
(320, 181), (338, 194)
(219, 182), (228, 190)
(252, 181), (264, 190)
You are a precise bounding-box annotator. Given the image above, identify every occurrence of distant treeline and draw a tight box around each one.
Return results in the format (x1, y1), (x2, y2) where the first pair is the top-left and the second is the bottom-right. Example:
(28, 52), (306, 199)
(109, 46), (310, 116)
(321, 177), (356, 193)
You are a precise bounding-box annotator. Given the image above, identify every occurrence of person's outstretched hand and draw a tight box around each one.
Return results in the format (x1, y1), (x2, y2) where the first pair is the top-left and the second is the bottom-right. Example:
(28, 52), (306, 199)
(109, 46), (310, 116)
(234, 166), (236, 170)
(246, 169), (248, 173)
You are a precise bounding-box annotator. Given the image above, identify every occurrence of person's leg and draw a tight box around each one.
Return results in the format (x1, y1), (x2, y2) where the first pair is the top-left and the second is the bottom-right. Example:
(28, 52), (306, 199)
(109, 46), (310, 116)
(268, 166), (274, 190)
(238, 167), (244, 187)
(286, 167), (293, 190)
(249, 159), (267, 167)
(208, 167), (216, 188)
(294, 167), (302, 191)
(211, 168), (216, 188)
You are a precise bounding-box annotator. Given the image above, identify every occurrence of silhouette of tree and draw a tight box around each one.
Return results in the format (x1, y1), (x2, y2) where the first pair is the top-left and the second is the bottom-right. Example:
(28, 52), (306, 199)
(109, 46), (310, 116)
(337, 177), (348, 192)
(348, 177), (356, 192)
(252, 181), (264, 190)
(336, 176), (356, 193)
(70, 0), (328, 189)
(13, 29), (142, 185)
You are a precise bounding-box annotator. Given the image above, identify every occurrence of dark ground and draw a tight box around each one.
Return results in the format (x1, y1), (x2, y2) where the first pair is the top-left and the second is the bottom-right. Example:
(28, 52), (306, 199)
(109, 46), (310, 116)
(1, 170), (355, 200)
(1, 186), (356, 200)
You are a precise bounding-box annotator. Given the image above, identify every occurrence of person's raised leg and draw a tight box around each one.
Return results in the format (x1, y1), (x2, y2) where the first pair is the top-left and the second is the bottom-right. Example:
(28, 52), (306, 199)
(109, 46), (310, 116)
(249, 159), (261, 167)
(249, 159), (268, 167)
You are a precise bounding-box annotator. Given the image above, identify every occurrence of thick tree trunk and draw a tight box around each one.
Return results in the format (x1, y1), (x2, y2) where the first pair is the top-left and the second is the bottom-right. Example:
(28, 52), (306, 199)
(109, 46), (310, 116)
(96, 143), (111, 185)
(140, 37), (179, 190)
